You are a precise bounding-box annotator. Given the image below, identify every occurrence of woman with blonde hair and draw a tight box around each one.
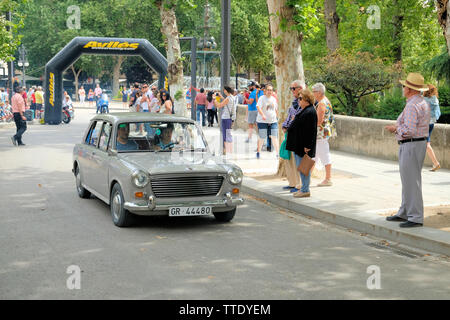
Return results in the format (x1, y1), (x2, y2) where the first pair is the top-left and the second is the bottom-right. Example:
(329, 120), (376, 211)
(312, 83), (335, 186)
(423, 84), (441, 171)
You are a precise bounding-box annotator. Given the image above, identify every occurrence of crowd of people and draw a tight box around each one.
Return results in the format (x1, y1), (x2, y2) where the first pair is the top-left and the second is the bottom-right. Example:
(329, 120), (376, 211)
(0, 85), (44, 122)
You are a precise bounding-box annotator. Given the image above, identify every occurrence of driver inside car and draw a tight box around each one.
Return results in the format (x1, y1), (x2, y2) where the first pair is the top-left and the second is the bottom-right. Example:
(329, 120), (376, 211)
(154, 123), (175, 151)
(116, 123), (139, 151)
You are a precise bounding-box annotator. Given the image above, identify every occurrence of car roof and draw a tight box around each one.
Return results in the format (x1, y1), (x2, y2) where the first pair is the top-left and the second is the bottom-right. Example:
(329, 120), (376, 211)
(90, 112), (195, 124)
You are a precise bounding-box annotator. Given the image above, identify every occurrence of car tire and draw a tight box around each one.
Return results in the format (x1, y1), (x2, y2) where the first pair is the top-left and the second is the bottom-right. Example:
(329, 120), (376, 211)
(75, 166), (91, 199)
(213, 208), (236, 222)
(110, 183), (134, 227)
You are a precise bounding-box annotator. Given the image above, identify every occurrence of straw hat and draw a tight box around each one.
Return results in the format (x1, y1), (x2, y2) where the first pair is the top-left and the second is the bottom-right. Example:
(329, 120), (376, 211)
(399, 73), (429, 91)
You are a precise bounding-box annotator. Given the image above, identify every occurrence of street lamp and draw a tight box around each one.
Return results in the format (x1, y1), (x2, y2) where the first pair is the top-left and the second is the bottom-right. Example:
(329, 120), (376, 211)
(18, 45), (29, 88)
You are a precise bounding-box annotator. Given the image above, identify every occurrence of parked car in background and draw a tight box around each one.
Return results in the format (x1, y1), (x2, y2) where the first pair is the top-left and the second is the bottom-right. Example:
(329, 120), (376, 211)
(72, 113), (244, 227)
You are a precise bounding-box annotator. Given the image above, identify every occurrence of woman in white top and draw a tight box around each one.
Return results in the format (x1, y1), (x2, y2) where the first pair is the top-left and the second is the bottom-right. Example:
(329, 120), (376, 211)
(78, 86), (86, 105)
(256, 84), (279, 159)
(214, 86), (236, 154)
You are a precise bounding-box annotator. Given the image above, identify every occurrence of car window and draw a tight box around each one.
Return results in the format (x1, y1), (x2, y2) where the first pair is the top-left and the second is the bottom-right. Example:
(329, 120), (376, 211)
(84, 121), (97, 145)
(99, 122), (112, 151)
(116, 121), (207, 153)
(87, 121), (103, 147)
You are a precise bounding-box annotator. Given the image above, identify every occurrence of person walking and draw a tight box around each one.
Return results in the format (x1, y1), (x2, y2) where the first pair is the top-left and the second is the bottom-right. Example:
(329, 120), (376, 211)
(245, 82), (258, 143)
(281, 80), (303, 192)
(94, 84), (102, 105)
(206, 91), (215, 127)
(11, 87), (27, 146)
(286, 89), (318, 198)
(194, 88), (207, 127)
(121, 86), (128, 109)
(312, 83), (336, 187)
(78, 86), (86, 106)
(385, 73), (430, 228)
(423, 84), (441, 171)
(35, 86), (44, 119)
(214, 86), (236, 155)
(255, 84), (279, 159)
(87, 89), (94, 107)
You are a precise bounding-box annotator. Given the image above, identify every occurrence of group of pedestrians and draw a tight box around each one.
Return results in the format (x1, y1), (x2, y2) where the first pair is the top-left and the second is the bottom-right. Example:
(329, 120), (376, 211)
(128, 83), (174, 115)
(190, 86), (220, 127)
(279, 81), (336, 199)
(0, 87), (13, 122)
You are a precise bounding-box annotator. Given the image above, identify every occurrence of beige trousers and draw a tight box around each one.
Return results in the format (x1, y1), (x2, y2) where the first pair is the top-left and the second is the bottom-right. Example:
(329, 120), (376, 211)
(285, 151), (300, 188)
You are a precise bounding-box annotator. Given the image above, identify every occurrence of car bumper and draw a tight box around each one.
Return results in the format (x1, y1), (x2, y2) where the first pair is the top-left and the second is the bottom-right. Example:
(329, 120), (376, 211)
(124, 192), (244, 215)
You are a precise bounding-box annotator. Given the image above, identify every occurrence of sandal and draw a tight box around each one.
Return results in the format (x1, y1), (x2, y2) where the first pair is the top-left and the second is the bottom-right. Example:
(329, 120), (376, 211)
(430, 164), (440, 172)
(318, 180), (333, 187)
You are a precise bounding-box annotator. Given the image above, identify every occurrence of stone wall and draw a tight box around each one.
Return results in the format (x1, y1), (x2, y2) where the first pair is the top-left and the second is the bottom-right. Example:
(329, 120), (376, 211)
(233, 105), (450, 169)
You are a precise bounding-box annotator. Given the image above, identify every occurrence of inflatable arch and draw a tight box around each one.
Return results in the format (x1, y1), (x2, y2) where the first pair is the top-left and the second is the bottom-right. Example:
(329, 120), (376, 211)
(44, 37), (168, 124)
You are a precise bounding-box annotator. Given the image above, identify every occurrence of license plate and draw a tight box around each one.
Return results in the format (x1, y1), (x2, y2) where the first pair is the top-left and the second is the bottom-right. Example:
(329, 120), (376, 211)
(169, 206), (212, 217)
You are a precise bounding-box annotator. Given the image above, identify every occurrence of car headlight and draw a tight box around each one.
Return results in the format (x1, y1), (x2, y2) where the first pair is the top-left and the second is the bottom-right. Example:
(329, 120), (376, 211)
(131, 170), (150, 188)
(227, 167), (243, 185)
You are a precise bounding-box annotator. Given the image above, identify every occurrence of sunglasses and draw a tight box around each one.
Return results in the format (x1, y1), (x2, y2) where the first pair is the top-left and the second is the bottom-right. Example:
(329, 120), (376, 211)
(290, 87), (300, 91)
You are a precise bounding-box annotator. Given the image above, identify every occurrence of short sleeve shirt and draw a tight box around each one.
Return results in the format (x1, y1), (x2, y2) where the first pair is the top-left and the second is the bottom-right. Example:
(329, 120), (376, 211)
(248, 90), (257, 111)
(195, 92), (207, 105)
(256, 95), (278, 124)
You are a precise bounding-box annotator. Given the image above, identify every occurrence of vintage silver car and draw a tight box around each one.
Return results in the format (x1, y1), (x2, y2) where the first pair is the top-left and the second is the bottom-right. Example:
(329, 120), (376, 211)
(72, 113), (244, 227)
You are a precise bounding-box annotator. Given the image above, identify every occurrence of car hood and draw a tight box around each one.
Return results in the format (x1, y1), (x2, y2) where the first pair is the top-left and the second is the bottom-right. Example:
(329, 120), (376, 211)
(117, 152), (230, 175)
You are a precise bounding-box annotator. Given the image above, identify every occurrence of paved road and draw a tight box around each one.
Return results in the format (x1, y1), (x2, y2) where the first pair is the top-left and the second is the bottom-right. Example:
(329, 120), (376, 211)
(1, 108), (449, 299)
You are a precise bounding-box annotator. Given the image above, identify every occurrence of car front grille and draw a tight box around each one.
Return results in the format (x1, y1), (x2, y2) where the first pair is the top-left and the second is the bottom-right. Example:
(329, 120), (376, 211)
(151, 175), (224, 198)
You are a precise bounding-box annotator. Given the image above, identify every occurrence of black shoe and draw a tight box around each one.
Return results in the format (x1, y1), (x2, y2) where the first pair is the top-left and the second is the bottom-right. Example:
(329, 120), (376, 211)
(386, 216), (407, 222)
(399, 221), (423, 228)
(11, 136), (17, 146)
(18, 143), (26, 146)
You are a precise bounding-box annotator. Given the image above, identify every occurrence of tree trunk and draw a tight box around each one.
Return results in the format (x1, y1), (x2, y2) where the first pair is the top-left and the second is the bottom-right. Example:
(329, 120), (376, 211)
(392, 0), (404, 64)
(437, 0), (450, 55)
(324, 0), (340, 53)
(267, 0), (306, 177)
(71, 65), (82, 102)
(112, 56), (125, 100)
(158, 1), (186, 116)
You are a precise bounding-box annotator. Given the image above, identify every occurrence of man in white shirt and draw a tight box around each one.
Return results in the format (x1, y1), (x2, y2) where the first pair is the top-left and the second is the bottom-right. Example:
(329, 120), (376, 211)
(256, 84), (279, 159)
(139, 84), (151, 112)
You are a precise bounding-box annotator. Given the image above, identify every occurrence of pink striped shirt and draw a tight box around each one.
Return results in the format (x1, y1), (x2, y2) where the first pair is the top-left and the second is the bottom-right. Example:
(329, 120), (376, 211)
(396, 94), (430, 141)
(11, 93), (25, 113)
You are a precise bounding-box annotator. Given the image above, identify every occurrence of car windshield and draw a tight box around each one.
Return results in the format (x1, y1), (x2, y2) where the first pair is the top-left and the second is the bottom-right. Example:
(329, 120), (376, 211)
(116, 121), (208, 153)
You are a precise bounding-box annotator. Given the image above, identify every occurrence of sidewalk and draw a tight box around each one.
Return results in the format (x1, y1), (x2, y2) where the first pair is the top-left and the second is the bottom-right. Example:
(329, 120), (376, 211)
(201, 125), (450, 256)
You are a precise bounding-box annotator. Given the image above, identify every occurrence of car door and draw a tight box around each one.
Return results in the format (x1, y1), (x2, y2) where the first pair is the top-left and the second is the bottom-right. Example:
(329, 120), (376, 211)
(78, 121), (98, 191)
(83, 121), (104, 194)
(90, 121), (113, 200)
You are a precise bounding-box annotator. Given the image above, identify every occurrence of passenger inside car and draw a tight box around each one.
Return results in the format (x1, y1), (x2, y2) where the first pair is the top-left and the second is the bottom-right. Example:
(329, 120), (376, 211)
(116, 123), (139, 151)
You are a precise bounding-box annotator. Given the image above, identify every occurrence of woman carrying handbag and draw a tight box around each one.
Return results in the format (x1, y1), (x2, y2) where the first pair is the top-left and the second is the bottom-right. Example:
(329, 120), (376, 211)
(285, 89), (318, 198)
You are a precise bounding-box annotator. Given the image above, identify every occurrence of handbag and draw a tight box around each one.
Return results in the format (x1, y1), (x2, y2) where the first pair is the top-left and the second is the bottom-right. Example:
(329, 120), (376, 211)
(279, 132), (290, 160)
(297, 152), (315, 176)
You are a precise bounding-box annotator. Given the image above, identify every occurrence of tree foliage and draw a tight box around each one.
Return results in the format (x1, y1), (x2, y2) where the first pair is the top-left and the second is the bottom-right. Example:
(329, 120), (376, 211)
(307, 52), (398, 116)
(0, 0), (27, 62)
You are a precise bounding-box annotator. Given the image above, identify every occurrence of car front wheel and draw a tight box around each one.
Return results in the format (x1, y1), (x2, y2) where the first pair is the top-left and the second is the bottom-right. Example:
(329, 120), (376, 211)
(213, 208), (236, 222)
(110, 183), (134, 227)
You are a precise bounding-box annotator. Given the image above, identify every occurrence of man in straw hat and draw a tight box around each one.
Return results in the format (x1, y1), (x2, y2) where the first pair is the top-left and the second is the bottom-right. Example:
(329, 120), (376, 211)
(384, 73), (430, 228)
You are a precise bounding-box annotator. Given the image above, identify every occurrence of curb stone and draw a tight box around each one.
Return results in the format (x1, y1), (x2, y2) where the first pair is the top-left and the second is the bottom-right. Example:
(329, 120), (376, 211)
(242, 176), (450, 256)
